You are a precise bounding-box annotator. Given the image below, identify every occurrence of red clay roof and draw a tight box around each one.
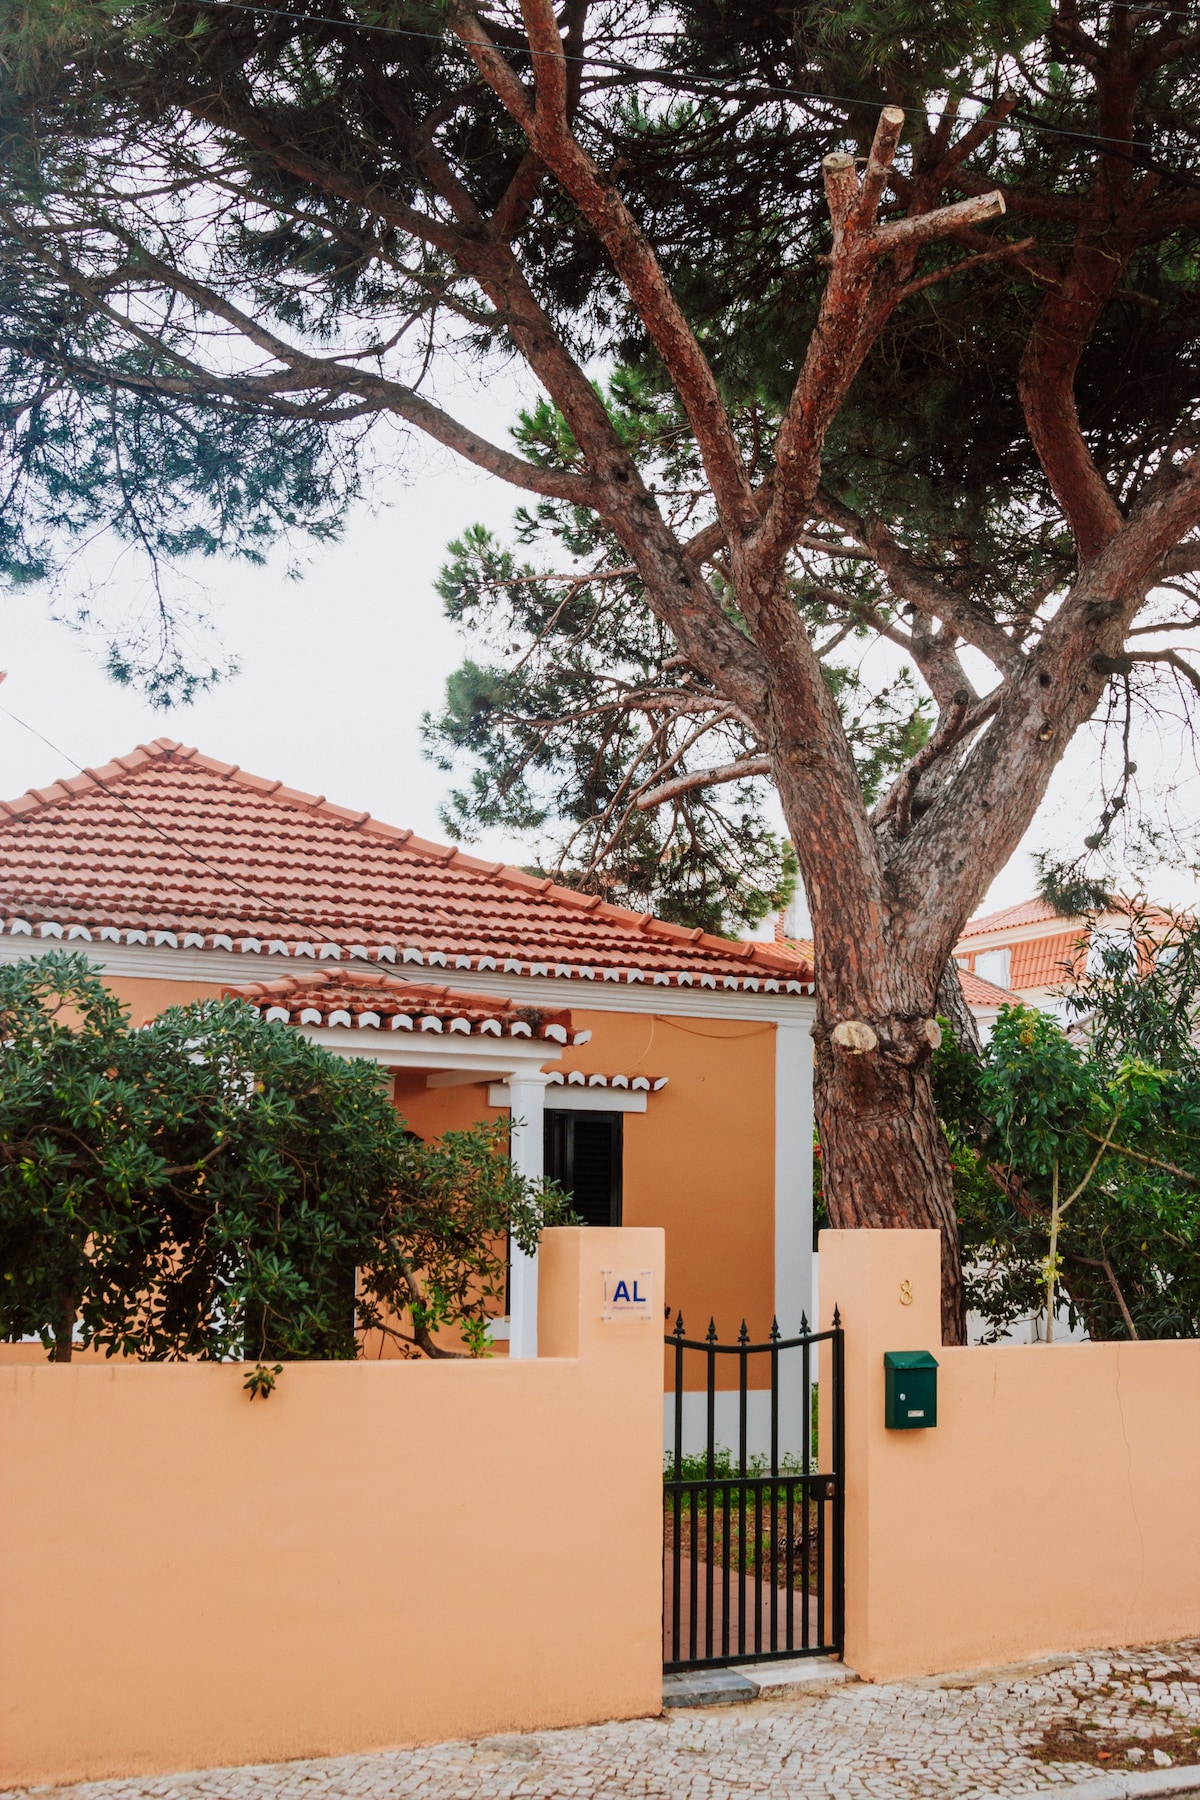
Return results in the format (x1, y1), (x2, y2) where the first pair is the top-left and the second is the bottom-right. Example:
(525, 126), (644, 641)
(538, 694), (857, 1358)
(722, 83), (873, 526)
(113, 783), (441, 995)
(956, 966), (1022, 1008)
(1009, 932), (1086, 991)
(0, 740), (812, 992)
(958, 898), (1061, 939)
(222, 970), (579, 1039)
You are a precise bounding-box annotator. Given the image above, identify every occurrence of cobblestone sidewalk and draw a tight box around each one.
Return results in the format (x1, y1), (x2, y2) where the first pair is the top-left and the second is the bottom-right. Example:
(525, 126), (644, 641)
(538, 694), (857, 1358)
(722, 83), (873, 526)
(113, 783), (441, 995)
(10, 1641), (1200, 1800)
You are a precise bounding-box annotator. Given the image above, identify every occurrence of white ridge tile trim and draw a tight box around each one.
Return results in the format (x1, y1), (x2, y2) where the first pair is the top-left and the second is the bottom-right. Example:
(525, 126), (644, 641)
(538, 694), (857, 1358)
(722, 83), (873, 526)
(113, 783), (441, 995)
(1, 912), (812, 994)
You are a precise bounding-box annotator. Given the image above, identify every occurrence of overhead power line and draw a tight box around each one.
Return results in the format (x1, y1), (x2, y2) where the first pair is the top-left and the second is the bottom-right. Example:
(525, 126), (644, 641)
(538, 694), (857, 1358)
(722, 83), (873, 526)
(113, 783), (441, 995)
(0, 696), (351, 944)
(174, 0), (1200, 183)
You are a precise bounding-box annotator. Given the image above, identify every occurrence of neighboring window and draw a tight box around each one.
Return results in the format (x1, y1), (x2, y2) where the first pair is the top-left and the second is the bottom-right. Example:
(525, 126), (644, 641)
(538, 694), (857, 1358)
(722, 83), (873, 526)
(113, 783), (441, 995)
(974, 947), (1011, 989)
(544, 1111), (623, 1227)
(1086, 929), (1136, 977)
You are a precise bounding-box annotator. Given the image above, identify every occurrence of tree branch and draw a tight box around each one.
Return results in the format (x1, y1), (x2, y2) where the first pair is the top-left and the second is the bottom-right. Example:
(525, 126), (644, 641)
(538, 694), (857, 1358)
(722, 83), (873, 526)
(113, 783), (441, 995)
(1128, 647), (1200, 698)
(635, 756), (771, 810)
(453, 0), (757, 539)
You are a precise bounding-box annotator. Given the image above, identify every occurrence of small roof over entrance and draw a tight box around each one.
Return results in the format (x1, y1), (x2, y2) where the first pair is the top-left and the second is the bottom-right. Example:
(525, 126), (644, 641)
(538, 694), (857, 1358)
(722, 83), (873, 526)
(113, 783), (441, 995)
(221, 969), (582, 1042)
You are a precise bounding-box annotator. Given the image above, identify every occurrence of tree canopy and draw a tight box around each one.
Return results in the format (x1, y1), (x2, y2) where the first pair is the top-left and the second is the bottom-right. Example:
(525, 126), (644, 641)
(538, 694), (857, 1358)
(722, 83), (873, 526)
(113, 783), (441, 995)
(0, 953), (560, 1370)
(3, 0), (1200, 1337)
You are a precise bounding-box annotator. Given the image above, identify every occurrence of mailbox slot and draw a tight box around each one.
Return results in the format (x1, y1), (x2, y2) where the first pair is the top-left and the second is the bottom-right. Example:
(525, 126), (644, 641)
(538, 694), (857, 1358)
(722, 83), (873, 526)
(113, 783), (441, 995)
(884, 1350), (938, 1429)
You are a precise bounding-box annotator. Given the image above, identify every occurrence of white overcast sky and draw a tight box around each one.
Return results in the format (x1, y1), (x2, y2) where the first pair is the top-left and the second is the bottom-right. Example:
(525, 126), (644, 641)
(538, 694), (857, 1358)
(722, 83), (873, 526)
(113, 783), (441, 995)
(2, 363), (1196, 934)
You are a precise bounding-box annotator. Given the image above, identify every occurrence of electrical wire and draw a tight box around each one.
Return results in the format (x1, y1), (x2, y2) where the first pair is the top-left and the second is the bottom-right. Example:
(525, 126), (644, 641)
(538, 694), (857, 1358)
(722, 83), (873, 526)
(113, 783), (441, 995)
(174, 0), (1200, 181)
(0, 696), (359, 944)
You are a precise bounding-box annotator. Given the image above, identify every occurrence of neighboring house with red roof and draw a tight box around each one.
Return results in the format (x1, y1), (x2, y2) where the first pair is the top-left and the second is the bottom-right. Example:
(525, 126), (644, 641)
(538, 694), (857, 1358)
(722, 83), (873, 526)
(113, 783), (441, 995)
(0, 738), (816, 1384)
(954, 896), (1181, 1019)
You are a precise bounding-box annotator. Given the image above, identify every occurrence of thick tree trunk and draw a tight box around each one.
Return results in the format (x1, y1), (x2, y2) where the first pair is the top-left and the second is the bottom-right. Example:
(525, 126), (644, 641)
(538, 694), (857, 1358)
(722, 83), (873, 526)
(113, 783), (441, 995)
(937, 959), (982, 1059)
(814, 1016), (966, 1345)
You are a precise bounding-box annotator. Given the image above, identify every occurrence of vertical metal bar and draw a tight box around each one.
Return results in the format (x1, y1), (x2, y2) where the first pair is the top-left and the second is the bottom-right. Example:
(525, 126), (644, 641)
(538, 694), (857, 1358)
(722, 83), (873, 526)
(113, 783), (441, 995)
(704, 1329), (716, 1661)
(832, 1313), (846, 1657)
(769, 1333), (779, 1652)
(737, 1475), (746, 1658)
(800, 1473), (812, 1649)
(671, 1325), (684, 1666)
(816, 1478), (827, 1650)
(785, 1476), (796, 1652)
(753, 1481), (763, 1656)
(721, 1477), (731, 1660)
(689, 1480), (699, 1664)
(802, 1331), (811, 1477)
(737, 1328), (747, 1660)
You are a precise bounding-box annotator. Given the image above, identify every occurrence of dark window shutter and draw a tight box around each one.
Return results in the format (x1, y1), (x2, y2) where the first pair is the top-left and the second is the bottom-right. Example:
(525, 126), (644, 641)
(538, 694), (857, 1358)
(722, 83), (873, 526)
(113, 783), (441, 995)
(543, 1110), (623, 1227)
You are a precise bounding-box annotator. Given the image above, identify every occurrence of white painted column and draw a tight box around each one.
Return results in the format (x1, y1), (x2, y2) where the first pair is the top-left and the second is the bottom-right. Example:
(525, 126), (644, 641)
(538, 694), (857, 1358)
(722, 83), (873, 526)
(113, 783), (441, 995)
(775, 1015), (815, 1459)
(774, 1015), (815, 1333)
(506, 1072), (550, 1359)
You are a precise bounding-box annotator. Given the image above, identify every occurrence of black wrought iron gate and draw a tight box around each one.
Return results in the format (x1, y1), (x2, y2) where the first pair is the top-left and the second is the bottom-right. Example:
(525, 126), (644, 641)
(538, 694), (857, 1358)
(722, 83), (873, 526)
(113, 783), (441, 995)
(663, 1311), (844, 1672)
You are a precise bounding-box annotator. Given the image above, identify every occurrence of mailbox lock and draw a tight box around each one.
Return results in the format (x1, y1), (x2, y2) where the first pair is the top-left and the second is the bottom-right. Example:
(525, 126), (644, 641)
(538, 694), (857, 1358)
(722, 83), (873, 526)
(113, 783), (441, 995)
(884, 1350), (938, 1429)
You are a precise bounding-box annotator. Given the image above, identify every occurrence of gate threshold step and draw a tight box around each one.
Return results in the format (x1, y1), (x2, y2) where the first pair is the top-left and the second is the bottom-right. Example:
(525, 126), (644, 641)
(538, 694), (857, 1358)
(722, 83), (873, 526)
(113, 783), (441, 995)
(663, 1658), (855, 1709)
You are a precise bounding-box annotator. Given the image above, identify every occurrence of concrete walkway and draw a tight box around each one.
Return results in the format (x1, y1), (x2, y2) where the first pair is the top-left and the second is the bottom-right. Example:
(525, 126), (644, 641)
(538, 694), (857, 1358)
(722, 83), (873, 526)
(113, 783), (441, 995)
(7, 1640), (1200, 1800)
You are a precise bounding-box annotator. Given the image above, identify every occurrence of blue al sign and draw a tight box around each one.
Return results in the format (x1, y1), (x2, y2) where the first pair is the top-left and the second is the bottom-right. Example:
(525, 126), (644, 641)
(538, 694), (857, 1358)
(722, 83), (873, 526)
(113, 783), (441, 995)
(602, 1269), (654, 1321)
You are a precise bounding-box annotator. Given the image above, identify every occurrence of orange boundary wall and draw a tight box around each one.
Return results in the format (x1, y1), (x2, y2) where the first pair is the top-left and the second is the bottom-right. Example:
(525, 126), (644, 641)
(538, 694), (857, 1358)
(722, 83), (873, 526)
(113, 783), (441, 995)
(0, 1227), (664, 1788)
(820, 1228), (1200, 1681)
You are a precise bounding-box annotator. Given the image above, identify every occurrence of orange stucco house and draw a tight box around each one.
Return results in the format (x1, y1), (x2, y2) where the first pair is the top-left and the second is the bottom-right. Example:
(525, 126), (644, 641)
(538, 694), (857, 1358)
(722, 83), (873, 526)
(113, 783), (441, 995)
(0, 738), (817, 1389)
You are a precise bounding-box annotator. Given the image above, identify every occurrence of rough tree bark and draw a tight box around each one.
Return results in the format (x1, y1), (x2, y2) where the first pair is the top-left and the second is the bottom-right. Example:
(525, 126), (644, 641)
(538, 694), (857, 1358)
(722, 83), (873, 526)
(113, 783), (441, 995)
(12, 0), (1200, 1342)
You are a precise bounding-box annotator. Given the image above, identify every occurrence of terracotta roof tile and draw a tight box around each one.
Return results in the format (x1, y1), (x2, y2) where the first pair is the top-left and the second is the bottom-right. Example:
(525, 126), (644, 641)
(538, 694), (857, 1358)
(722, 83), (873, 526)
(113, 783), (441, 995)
(1010, 932), (1086, 990)
(957, 967), (1023, 1008)
(222, 970), (579, 1039)
(0, 740), (813, 990)
(959, 897), (1060, 938)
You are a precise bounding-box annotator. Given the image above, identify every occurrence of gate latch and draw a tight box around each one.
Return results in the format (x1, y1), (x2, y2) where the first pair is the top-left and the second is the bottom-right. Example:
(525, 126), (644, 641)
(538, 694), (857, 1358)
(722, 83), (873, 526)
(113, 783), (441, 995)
(884, 1350), (938, 1429)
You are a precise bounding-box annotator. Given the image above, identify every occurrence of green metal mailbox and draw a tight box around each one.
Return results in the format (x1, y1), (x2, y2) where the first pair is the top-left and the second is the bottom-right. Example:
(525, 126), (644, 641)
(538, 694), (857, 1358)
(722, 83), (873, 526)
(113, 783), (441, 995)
(884, 1351), (938, 1429)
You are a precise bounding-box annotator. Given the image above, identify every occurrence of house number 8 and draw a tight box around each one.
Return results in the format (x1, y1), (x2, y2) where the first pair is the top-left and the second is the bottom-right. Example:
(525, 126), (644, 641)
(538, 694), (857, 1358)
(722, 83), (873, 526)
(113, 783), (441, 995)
(899, 1280), (913, 1306)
